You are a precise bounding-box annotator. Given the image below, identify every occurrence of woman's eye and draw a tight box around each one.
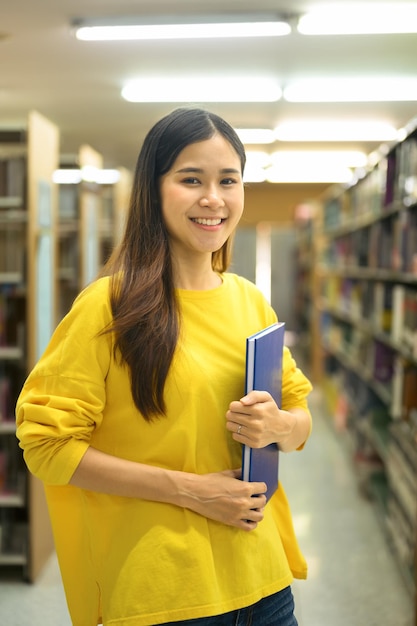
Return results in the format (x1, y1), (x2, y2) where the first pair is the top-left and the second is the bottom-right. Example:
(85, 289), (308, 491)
(182, 177), (200, 185)
(221, 178), (236, 185)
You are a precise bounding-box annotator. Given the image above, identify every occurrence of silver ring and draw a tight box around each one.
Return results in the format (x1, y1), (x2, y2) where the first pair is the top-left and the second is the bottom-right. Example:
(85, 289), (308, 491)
(237, 424), (242, 435)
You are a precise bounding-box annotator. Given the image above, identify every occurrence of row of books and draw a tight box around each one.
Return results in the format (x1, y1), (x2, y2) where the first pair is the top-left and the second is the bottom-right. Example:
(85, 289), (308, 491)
(349, 160), (388, 218)
(395, 133), (417, 206)
(323, 361), (416, 585)
(322, 312), (417, 422)
(58, 232), (80, 285)
(322, 278), (417, 360)
(0, 229), (26, 274)
(323, 276), (385, 326)
(0, 157), (26, 199)
(322, 206), (417, 276)
(0, 438), (25, 494)
(58, 185), (79, 220)
(322, 132), (417, 231)
(0, 360), (25, 424)
(0, 377), (12, 423)
(0, 289), (26, 347)
(385, 422), (417, 574)
(322, 315), (393, 393)
(0, 518), (27, 559)
(386, 495), (415, 584)
(391, 358), (417, 425)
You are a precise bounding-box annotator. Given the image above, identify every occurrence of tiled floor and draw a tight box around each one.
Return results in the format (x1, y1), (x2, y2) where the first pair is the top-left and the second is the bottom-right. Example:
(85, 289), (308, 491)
(0, 387), (414, 625)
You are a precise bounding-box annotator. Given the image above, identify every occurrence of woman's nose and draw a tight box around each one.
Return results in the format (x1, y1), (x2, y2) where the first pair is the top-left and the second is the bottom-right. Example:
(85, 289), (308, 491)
(199, 190), (224, 207)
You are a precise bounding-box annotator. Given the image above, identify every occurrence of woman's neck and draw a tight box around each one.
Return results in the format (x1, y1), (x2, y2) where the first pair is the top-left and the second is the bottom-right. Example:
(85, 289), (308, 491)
(172, 259), (222, 291)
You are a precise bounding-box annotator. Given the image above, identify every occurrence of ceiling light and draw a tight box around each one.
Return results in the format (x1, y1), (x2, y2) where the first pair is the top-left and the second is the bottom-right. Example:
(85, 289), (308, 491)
(53, 169), (83, 184)
(243, 151), (271, 182)
(243, 167), (268, 183)
(266, 150), (365, 183)
(245, 151), (272, 168)
(265, 165), (354, 184)
(242, 150), (364, 184)
(93, 169), (121, 184)
(274, 120), (399, 142)
(270, 150), (367, 169)
(298, 4), (417, 35)
(74, 13), (291, 41)
(235, 129), (276, 144)
(284, 78), (417, 102)
(122, 77), (282, 102)
(53, 168), (121, 184)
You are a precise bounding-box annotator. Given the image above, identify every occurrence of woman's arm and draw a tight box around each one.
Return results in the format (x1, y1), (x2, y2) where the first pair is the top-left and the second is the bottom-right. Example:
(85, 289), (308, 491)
(70, 446), (267, 531)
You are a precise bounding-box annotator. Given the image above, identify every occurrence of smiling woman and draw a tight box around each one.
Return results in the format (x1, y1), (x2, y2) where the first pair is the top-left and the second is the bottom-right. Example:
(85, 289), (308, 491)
(16, 107), (313, 626)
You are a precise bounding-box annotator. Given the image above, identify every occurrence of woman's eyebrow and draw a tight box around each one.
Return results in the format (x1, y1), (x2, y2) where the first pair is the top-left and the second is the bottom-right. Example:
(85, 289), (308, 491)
(175, 167), (203, 174)
(175, 167), (241, 174)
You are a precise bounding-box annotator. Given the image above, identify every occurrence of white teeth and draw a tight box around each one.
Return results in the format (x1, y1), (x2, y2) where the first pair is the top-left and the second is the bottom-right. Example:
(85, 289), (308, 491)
(192, 218), (222, 226)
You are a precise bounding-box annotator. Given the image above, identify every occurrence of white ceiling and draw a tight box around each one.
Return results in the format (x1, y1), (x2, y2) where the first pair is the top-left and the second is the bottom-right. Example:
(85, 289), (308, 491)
(1, 0), (417, 171)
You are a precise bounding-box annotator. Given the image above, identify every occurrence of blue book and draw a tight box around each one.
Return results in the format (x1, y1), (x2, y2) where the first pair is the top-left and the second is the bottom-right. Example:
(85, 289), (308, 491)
(242, 322), (285, 501)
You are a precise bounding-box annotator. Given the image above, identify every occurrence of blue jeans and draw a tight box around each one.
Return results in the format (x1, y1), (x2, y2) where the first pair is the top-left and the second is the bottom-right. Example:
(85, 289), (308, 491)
(159, 586), (298, 626)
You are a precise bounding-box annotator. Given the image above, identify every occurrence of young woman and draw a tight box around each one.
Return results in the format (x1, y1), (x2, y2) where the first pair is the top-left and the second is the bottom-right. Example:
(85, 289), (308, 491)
(16, 108), (312, 626)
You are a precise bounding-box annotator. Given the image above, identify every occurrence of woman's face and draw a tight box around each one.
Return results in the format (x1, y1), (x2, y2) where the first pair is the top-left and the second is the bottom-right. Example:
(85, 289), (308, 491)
(160, 133), (244, 264)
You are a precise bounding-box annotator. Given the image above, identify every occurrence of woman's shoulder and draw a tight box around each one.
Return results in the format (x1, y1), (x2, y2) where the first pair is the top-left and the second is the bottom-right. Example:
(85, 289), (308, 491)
(74, 275), (112, 303)
(222, 272), (277, 324)
(60, 276), (113, 332)
(222, 272), (264, 297)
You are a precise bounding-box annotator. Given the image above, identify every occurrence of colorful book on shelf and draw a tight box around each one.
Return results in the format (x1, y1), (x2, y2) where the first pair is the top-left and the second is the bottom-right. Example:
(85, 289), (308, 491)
(242, 322), (285, 501)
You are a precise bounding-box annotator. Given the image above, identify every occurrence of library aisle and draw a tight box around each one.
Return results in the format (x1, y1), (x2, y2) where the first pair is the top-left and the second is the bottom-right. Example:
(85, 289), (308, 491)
(0, 386), (414, 626)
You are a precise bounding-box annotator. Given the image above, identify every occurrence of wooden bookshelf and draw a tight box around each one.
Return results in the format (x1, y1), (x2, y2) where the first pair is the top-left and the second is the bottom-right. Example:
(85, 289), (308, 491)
(112, 166), (132, 245)
(57, 153), (132, 321)
(78, 144), (103, 288)
(56, 155), (81, 321)
(299, 118), (417, 618)
(293, 201), (324, 382)
(0, 111), (59, 581)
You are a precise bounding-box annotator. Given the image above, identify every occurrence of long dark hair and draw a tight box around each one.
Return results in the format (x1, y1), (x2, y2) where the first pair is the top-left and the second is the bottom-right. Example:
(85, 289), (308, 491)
(102, 107), (246, 420)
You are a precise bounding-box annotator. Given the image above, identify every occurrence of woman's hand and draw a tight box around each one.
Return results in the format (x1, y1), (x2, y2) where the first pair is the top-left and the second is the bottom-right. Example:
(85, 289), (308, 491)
(226, 391), (311, 453)
(180, 469), (267, 531)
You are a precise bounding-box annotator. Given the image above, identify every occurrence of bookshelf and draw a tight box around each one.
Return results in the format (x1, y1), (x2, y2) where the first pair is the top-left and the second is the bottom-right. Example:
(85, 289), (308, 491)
(0, 111), (59, 581)
(57, 144), (105, 322)
(306, 119), (417, 612)
(57, 153), (131, 321)
(56, 156), (81, 321)
(112, 166), (132, 246)
(293, 201), (323, 382)
(100, 168), (131, 270)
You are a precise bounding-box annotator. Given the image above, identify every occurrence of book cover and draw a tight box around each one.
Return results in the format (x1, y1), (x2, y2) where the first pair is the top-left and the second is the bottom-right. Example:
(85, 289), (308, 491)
(242, 322), (285, 501)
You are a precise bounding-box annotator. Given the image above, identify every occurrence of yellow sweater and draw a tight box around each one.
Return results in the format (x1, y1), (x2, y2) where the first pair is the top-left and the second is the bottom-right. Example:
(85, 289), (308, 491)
(16, 273), (312, 626)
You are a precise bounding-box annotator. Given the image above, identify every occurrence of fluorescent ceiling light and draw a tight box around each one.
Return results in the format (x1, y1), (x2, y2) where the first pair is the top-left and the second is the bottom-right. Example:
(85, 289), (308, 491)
(243, 150), (363, 184)
(122, 77), (281, 102)
(243, 167), (268, 183)
(93, 169), (121, 184)
(265, 165), (354, 184)
(274, 120), (399, 142)
(243, 151), (271, 182)
(270, 150), (367, 168)
(284, 78), (417, 102)
(245, 151), (272, 168)
(53, 168), (121, 184)
(298, 4), (417, 35)
(75, 13), (291, 40)
(235, 129), (276, 144)
(53, 169), (83, 184)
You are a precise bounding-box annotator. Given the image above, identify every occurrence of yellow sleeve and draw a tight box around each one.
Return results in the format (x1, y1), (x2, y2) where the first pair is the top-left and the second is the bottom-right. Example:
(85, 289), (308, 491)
(16, 278), (112, 485)
(281, 346), (313, 446)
